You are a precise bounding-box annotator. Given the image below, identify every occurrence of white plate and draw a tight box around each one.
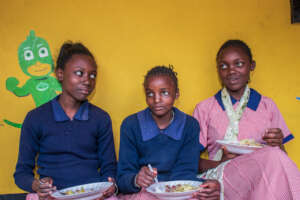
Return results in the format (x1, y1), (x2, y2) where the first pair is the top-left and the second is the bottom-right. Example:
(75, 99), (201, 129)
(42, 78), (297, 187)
(216, 140), (263, 154)
(146, 180), (203, 200)
(51, 182), (113, 200)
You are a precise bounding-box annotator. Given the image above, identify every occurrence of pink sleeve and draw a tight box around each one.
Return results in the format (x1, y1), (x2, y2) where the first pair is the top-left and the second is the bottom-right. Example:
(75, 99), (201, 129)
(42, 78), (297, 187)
(193, 102), (209, 149)
(269, 99), (293, 142)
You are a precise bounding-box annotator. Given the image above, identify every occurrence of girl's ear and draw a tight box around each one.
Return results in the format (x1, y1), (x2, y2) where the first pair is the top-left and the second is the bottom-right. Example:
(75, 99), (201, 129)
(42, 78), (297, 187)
(56, 68), (64, 82)
(175, 89), (180, 99)
(250, 60), (256, 71)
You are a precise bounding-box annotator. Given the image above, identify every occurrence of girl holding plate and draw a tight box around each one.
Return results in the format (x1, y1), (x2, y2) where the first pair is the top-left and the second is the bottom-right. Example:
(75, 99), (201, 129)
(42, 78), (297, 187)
(14, 42), (118, 200)
(193, 39), (300, 199)
(117, 66), (220, 200)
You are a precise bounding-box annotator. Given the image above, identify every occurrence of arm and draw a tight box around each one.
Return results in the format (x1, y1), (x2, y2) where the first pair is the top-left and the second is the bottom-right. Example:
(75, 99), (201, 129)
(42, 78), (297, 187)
(199, 158), (221, 174)
(169, 118), (201, 180)
(262, 99), (294, 152)
(199, 146), (240, 173)
(117, 117), (141, 194)
(97, 114), (117, 180)
(6, 77), (30, 96)
(13, 112), (39, 192)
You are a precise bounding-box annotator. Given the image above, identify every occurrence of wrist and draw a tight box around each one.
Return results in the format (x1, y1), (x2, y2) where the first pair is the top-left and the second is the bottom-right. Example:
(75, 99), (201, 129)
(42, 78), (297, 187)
(31, 179), (40, 192)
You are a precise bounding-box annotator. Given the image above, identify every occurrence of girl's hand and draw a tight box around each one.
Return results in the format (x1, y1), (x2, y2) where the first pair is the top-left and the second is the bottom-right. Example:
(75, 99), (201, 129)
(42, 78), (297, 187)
(135, 166), (157, 188)
(262, 128), (283, 147)
(32, 177), (56, 200)
(220, 146), (240, 162)
(192, 179), (220, 200)
(97, 177), (116, 200)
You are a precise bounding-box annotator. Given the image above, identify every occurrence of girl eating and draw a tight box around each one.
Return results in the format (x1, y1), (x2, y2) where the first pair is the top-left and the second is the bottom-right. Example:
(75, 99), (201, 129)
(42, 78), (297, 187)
(193, 39), (300, 199)
(117, 66), (220, 200)
(14, 42), (117, 200)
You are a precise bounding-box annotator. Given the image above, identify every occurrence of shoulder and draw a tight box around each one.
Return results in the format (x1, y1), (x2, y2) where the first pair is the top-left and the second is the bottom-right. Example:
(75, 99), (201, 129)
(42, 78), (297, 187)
(258, 95), (279, 111)
(185, 114), (200, 127)
(174, 108), (200, 133)
(88, 103), (111, 121)
(26, 101), (52, 119)
(195, 96), (216, 109)
(22, 101), (52, 129)
(194, 95), (219, 116)
(120, 113), (140, 141)
(121, 112), (139, 128)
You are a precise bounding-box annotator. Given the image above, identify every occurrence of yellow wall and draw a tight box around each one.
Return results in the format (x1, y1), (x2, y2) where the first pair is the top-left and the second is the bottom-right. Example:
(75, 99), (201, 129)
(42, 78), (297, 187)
(1, 0), (300, 194)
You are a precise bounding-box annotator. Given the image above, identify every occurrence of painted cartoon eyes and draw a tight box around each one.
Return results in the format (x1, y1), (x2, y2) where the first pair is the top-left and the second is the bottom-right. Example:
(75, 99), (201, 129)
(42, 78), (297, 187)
(24, 50), (34, 61)
(39, 47), (49, 58)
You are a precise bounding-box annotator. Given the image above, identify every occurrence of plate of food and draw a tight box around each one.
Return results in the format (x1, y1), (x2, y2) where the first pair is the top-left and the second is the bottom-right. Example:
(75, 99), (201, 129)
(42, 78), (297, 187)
(50, 182), (113, 200)
(216, 139), (264, 154)
(146, 180), (203, 200)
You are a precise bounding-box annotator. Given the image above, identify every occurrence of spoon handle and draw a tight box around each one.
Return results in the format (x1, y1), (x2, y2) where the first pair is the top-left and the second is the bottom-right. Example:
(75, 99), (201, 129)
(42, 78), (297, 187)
(148, 164), (158, 183)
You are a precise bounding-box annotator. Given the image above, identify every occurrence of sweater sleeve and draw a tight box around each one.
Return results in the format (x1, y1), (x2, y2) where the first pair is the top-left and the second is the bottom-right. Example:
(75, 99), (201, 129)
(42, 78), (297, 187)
(117, 116), (141, 194)
(97, 113), (117, 181)
(14, 112), (39, 192)
(169, 117), (201, 181)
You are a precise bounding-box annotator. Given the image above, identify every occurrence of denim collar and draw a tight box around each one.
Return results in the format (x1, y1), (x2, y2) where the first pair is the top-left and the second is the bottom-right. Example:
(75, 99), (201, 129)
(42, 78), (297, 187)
(51, 95), (89, 122)
(137, 107), (186, 141)
(214, 88), (262, 111)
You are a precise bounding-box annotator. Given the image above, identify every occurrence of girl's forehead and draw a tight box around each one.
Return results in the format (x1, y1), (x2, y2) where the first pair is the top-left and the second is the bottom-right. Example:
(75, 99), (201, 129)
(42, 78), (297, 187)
(145, 75), (175, 87)
(66, 54), (97, 69)
(218, 46), (249, 60)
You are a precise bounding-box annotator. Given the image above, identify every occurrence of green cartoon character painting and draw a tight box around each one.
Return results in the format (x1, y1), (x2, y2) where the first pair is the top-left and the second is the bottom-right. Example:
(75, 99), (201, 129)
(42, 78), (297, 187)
(4, 30), (61, 128)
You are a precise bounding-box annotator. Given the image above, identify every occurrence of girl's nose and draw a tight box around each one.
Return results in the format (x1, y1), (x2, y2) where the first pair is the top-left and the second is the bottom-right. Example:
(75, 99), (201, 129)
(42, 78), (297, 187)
(228, 65), (236, 73)
(82, 74), (91, 85)
(154, 94), (161, 103)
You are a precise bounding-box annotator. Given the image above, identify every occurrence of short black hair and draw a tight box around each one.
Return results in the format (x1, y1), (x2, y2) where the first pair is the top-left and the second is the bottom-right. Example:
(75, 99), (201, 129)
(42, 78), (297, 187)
(144, 65), (178, 91)
(216, 39), (253, 62)
(56, 41), (96, 70)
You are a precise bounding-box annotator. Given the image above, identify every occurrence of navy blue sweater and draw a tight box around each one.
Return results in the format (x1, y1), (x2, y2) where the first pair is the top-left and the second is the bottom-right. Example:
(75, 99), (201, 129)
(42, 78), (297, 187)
(14, 97), (117, 192)
(117, 108), (201, 194)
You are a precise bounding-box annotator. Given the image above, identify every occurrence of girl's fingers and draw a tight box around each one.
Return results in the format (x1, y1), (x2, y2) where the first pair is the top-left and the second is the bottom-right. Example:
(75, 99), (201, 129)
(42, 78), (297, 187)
(264, 128), (283, 139)
(264, 139), (282, 146)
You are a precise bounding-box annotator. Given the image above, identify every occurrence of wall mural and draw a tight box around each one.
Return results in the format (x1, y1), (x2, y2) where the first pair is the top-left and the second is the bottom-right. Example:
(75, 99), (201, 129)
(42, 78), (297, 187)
(4, 30), (61, 128)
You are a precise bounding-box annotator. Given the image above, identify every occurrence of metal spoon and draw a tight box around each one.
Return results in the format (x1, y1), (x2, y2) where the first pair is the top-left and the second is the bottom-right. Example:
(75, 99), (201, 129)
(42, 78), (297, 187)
(148, 164), (158, 183)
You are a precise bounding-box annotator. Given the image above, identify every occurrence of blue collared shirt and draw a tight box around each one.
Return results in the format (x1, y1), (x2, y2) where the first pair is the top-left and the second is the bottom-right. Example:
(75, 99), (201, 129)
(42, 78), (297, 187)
(137, 107), (186, 141)
(117, 107), (201, 194)
(14, 96), (117, 192)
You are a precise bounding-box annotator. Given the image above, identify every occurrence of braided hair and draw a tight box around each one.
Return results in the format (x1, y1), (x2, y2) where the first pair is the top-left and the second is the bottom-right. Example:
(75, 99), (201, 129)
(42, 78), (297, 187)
(144, 65), (178, 92)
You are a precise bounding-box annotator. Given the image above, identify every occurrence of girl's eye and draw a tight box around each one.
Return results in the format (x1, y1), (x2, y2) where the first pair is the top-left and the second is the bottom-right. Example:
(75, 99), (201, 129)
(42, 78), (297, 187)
(236, 61), (244, 67)
(162, 91), (169, 96)
(146, 92), (154, 97)
(90, 74), (96, 79)
(75, 71), (83, 76)
(219, 63), (227, 70)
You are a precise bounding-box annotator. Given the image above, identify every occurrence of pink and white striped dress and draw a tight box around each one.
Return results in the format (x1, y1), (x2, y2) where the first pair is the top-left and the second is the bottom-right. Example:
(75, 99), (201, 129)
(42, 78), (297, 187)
(193, 89), (300, 200)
